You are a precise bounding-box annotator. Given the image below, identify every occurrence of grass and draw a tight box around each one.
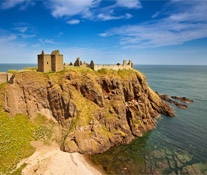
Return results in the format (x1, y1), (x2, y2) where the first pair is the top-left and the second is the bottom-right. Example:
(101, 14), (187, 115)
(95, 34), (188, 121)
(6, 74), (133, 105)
(22, 67), (37, 71)
(0, 109), (53, 174)
(7, 67), (37, 75)
(7, 70), (19, 74)
(0, 82), (7, 89)
(10, 163), (27, 175)
(69, 87), (99, 132)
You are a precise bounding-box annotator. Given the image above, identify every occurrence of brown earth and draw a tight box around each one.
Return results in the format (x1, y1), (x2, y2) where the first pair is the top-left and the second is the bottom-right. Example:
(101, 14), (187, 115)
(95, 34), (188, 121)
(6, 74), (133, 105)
(0, 68), (175, 154)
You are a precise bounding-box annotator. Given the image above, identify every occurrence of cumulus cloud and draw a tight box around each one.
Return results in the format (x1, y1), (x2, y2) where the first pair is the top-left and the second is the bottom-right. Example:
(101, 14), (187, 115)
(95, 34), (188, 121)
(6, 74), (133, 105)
(99, 0), (207, 48)
(67, 19), (80, 25)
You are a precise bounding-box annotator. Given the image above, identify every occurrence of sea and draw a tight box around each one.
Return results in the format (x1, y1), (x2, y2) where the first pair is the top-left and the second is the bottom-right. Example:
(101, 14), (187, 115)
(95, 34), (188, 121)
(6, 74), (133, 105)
(0, 64), (207, 174)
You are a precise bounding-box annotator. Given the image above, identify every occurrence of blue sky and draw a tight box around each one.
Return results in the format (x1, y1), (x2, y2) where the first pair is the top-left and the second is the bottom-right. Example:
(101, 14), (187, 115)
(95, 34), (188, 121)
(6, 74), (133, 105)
(0, 0), (206, 65)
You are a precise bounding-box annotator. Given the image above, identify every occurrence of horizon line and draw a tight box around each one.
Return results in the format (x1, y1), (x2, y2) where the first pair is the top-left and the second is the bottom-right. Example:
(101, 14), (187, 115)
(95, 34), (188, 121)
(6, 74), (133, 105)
(0, 63), (207, 66)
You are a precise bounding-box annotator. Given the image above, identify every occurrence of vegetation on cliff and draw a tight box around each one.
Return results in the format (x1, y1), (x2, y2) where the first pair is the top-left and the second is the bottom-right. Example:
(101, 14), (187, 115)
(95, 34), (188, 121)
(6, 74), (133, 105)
(0, 108), (56, 174)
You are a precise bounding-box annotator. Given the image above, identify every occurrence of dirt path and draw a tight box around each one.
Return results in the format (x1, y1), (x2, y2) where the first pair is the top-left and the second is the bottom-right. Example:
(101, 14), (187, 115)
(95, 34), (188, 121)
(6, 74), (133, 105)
(17, 141), (103, 175)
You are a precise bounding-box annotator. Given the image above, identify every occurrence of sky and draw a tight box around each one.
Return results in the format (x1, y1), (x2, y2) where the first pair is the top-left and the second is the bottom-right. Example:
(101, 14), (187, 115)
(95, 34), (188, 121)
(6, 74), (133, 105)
(0, 0), (207, 65)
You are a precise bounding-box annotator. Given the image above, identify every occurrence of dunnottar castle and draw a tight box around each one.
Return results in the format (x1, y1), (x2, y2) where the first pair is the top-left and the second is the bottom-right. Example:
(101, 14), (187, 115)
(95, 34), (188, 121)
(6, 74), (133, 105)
(38, 50), (133, 72)
(0, 50), (133, 84)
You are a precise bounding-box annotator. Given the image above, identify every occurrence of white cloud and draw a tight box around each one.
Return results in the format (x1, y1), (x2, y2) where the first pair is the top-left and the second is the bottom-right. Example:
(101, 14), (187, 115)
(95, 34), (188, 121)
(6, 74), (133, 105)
(39, 38), (56, 44)
(67, 19), (80, 25)
(1, 0), (141, 22)
(97, 12), (132, 21)
(14, 27), (28, 33)
(19, 34), (36, 38)
(116, 0), (141, 9)
(99, 33), (107, 37)
(1, 0), (35, 10)
(100, 0), (207, 48)
(125, 13), (133, 19)
(1, 0), (25, 9)
(47, 0), (139, 21)
(48, 0), (100, 18)
(151, 12), (159, 18)
(45, 39), (56, 44)
(0, 34), (17, 43)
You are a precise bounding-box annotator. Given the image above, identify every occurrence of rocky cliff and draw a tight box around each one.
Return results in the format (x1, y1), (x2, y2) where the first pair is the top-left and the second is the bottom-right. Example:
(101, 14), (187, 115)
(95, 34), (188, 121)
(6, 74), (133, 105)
(0, 68), (175, 154)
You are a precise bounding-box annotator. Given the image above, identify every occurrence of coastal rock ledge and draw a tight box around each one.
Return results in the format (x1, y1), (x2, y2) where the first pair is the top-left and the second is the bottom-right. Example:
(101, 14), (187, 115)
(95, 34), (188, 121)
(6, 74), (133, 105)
(0, 68), (175, 154)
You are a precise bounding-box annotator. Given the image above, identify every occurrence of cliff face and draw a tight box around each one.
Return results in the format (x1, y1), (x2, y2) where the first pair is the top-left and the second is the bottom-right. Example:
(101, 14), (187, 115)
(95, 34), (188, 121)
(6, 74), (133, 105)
(0, 68), (174, 154)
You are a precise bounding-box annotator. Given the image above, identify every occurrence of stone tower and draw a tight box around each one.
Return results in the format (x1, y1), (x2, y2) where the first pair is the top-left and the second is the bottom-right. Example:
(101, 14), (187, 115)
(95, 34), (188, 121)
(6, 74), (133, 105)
(51, 50), (63, 72)
(38, 50), (63, 72)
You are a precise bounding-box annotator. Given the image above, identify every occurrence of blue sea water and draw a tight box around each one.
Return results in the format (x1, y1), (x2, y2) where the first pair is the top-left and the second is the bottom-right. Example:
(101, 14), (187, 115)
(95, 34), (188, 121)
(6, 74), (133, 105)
(90, 65), (207, 175)
(0, 64), (37, 72)
(1, 64), (207, 174)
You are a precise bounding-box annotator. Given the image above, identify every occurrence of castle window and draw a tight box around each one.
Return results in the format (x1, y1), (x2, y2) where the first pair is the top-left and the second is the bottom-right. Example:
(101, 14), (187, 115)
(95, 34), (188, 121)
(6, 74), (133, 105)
(47, 62), (48, 64)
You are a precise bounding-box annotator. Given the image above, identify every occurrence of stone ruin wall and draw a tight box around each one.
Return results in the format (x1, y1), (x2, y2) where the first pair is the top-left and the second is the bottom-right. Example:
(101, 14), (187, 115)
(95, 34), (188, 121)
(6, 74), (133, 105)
(65, 58), (133, 71)
(93, 64), (132, 71)
(0, 73), (13, 84)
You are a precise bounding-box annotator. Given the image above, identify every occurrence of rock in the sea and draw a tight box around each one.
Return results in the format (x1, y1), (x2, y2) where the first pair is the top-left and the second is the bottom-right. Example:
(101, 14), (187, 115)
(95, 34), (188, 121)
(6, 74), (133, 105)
(0, 69), (175, 154)
(156, 92), (188, 109)
(171, 96), (194, 103)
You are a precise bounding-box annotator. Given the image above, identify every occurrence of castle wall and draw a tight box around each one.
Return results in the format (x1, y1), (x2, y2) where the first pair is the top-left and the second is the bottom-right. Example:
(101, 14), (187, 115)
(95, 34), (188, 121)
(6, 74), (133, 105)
(43, 55), (52, 72)
(0, 73), (13, 84)
(93, 64), (132, 71)
(52, 54), (63, 72)
(38, 54), (52, 72)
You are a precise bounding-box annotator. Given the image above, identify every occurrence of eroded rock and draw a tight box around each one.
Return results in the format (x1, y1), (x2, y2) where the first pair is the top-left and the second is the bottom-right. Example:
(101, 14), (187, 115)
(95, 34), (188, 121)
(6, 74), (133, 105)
(0, 69), (175, 154)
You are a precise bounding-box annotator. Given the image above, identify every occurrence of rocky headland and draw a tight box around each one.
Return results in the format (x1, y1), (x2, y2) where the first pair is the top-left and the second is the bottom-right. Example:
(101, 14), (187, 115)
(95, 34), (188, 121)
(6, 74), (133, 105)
(0, 68), (175, 155)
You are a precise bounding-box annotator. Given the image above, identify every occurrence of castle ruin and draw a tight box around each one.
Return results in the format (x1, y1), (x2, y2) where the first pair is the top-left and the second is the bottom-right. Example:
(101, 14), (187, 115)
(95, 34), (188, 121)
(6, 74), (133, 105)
(65, 58), (133, 71)
(0, 73), (13, 84)
(37, 50), (133, 72)
(38, 50), (63, 72)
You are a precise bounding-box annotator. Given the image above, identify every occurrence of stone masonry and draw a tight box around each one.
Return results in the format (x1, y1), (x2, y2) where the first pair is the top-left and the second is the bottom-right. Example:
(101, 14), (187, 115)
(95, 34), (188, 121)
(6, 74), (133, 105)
(65, 58), (133, 71)
(38, 50), (63, 72)
(0, 73), (12, 84)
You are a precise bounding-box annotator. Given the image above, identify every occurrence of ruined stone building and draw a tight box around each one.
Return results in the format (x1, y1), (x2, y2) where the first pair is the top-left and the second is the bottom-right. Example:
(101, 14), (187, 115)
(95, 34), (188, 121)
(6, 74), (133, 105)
(0, 73), (12, 84)
(38, 50), (63, 72)
(37, 50), (133, 72)
(65, 58), (133, 71)
(89, 60), (133, 71)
